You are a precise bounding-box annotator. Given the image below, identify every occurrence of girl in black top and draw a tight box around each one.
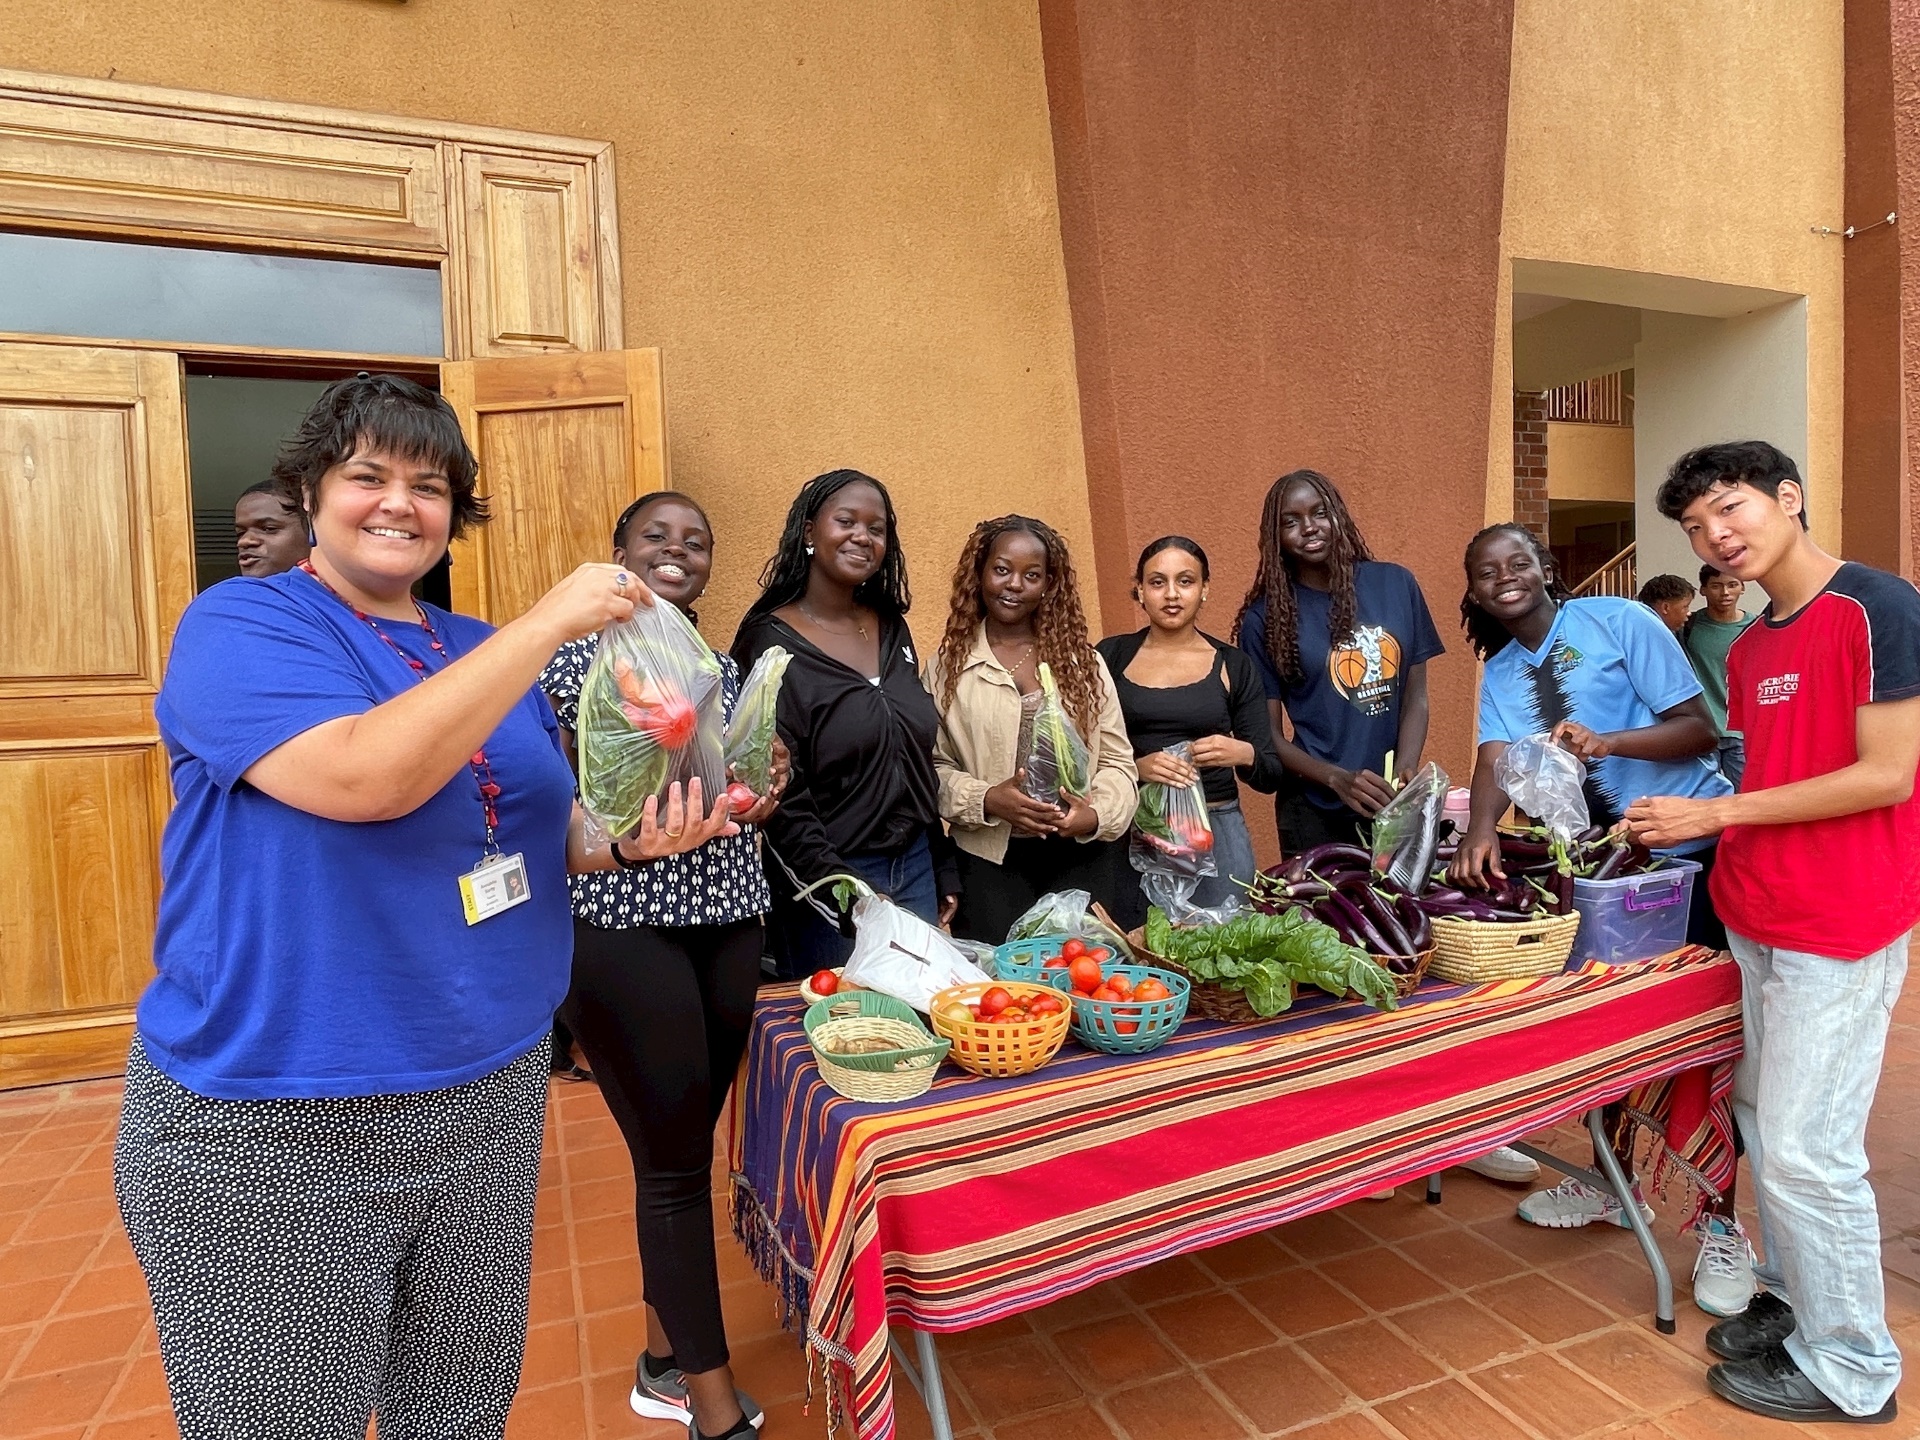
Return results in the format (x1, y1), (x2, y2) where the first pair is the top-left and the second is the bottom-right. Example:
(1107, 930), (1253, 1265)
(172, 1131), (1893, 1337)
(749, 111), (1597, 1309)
(732, 470), (958, 977)
(1098, 537), (1284, 929)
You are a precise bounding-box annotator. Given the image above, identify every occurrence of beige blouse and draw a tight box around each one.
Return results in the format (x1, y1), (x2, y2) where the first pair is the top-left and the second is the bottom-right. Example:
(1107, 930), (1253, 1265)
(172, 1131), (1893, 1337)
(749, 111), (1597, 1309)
(925, 626), (1138, 865)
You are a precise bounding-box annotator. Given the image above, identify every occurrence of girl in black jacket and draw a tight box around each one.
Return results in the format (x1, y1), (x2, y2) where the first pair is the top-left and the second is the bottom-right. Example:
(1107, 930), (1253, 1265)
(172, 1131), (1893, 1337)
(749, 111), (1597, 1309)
(732, 470), (959, 977)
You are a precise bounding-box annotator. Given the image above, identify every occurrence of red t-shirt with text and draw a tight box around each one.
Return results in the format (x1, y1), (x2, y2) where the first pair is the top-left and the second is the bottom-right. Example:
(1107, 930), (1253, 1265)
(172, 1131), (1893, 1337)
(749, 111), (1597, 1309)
(1712, 562), (1920, 958)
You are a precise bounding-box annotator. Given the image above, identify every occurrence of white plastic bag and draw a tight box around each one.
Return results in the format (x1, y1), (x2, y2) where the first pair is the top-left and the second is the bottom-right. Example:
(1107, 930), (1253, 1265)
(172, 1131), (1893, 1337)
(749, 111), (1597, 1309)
(1494, 733), (1590, 841)
(802, 876), (990, 1011)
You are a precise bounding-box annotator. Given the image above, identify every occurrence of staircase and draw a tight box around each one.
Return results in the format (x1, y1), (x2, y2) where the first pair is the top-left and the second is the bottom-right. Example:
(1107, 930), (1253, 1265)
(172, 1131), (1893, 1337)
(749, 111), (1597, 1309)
(1571, 542), (1636, 598)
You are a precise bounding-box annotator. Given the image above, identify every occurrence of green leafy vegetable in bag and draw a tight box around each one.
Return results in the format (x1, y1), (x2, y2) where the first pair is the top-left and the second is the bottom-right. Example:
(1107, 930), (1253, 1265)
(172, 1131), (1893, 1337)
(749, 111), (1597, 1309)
(1019, 661), (1091, 803)
(1144, 906), (1397, 1017)
(724, 645), (791, 794)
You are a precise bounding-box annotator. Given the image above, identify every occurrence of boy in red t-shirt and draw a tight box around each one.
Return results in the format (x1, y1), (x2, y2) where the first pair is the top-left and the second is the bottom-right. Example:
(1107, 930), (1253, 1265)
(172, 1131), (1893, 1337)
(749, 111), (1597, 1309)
(1628, 440), (1920, 1426)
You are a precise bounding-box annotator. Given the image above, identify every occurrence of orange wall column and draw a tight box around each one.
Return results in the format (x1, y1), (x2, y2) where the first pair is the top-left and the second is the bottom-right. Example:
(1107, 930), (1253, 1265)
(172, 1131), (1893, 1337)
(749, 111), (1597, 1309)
(1038, 0), (1518, 850)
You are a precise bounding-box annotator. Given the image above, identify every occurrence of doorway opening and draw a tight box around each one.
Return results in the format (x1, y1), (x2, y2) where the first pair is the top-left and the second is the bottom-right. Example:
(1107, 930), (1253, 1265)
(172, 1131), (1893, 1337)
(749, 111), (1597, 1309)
(183, 364), (452, 610)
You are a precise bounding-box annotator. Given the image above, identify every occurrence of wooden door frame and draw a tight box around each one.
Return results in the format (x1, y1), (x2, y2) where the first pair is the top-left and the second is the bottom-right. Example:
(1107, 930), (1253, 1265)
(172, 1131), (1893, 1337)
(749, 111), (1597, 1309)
(0, 66), (625, 360)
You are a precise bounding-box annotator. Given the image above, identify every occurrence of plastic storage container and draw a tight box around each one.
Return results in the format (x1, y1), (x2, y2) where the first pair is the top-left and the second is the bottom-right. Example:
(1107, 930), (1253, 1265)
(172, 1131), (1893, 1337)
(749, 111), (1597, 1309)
(1569, 858), (1702, 966)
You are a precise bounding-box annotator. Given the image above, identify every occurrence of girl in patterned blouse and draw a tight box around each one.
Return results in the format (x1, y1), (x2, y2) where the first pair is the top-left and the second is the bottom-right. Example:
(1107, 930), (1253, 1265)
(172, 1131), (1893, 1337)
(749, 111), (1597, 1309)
(540, 491), (788, 1440)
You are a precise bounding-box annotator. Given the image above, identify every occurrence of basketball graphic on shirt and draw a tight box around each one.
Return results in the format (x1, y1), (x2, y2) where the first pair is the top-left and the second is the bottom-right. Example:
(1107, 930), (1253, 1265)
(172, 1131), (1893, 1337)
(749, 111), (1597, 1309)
(1327, 626), (1401, 717)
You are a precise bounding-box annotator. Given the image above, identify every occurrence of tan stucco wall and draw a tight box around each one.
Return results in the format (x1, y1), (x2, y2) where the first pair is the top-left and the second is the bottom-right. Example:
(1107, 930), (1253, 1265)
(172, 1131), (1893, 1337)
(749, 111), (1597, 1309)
(1489, 0), (1846, 548)
(1546, 423), (1634, 503)
(2, 0), (1095, 652)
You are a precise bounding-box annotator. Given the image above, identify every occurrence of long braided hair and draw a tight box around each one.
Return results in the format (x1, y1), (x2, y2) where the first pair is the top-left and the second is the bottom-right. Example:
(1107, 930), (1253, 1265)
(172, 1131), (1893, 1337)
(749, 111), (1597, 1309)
(740, 469), (911, 627)
(1231, 469), (1374, 685)
(1459, 523), (1573, 659)
(936, 515), (1103, 741)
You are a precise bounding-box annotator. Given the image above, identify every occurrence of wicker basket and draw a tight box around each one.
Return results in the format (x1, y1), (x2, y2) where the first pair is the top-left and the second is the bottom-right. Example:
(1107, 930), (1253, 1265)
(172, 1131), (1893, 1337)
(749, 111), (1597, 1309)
(1428, 913), (1580, 984)
(804, 992), (949, 1102)
(1125, 927), (1277, 1023)
(799, 968), (865, 1006)
(1360, 947), (1434, 1001)
(1048, 964), (1190, 1055)
(928, 982), (1072, 1077)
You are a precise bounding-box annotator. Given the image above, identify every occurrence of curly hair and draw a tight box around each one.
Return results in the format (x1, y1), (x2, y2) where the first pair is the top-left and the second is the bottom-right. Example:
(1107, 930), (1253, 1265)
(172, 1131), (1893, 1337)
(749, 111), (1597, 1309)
(740, 469), (911, 627)
(1231, 470), (1374, 685)
(936, 515), (1103, 742)
(1459, 523), (1574, 660)
(271, 373), (486, 538)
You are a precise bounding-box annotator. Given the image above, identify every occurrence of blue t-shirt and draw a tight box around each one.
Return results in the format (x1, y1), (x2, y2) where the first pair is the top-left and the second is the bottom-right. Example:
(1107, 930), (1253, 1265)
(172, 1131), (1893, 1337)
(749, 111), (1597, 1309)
(141, 568), (578, 1101)
(1476, 596), (1732, 843)
(1239, 561), (1446, 812)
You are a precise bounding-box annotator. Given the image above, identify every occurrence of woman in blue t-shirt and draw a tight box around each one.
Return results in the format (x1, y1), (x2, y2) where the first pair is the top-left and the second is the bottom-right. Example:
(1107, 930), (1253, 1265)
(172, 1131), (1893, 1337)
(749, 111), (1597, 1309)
(1234, 469), (1445, 855)
(1448, 523), (1751, 1313)
(117, 376), (733, 1437)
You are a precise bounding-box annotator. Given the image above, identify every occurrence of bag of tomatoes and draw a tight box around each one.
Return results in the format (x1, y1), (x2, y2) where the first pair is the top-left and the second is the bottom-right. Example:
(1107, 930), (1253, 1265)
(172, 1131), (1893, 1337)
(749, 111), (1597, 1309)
(577, 599), (728, 842)
(1129, 740), (1218, 883)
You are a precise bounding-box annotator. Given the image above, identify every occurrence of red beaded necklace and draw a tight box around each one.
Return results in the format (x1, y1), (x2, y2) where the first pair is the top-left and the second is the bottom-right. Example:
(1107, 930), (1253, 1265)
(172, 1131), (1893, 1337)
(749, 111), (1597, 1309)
(298, 560), (504, 849)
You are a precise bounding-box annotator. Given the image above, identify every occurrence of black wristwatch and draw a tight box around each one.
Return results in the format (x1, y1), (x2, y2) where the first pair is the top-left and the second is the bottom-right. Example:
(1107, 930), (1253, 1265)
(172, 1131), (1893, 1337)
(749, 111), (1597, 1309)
(609, 839), (644, 870)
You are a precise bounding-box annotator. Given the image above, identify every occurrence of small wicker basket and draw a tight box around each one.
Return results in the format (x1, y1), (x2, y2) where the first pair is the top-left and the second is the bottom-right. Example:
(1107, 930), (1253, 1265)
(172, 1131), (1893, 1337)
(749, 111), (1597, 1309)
(928, 982), (1072, 1077)
(1360, 947), (1434, 1001)
(799, 968), (863, 1006)
(1126, 927), (1276, 1023)
(804, 992), (949, 1102)
(1428, 913), (1580, 984)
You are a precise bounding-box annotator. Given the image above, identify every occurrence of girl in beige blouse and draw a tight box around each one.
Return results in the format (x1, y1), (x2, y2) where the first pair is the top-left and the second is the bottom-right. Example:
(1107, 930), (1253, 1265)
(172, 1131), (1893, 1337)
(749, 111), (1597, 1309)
(925, 515), (1138, 943)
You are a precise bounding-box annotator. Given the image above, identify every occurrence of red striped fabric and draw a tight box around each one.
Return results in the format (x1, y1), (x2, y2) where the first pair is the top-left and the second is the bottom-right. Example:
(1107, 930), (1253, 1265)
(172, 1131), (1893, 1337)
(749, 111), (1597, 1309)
(730, 949), (1741, 1440)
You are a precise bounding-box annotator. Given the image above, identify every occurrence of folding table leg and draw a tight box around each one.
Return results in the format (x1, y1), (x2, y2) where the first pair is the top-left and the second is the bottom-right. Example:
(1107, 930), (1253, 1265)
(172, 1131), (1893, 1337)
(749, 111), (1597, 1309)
(1425, 1173), (1443, 1204)
(887, 1327), (957, 1440)
(1587, 1108), (1676, 1334)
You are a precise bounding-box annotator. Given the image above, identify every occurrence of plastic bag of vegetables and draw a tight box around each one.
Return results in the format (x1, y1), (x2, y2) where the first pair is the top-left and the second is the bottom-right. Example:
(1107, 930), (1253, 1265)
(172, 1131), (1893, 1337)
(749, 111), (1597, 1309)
(724, 644), (791, 796)
(1129, 741), (1217, 882)
(1006, 888), (1137, 961)
(1018, 662), (1091, 805)
(1494, 732), (1590, 841)
(1367, 760), (1448, 893)
(577, 600), (728, 842)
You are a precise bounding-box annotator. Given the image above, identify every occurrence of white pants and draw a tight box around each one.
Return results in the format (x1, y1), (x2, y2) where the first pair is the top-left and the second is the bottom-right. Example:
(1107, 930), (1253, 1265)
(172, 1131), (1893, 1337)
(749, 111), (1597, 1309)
(1729, 928), (1909, 1415)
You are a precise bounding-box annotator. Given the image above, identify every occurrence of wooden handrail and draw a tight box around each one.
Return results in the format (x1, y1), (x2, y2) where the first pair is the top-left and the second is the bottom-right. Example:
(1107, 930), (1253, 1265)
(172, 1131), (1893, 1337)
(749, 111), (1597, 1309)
(1570, 541), (1637, 598)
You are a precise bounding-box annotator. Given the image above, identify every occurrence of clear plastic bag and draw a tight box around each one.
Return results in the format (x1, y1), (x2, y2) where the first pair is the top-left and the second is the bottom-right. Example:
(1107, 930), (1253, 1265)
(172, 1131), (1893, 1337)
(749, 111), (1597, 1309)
(1129, 741), (1217, 881)
(1005, 888), (1137, 960)
(577, 601), (727, 841)
(1368, 760), (1449, 893)
(724, 645), (791, 796)
(1142, 870), (1246, 929)
(804, 876), (991, 1011)
(1494, 732), (1590, 841)
(1019, 662), (1092, 804)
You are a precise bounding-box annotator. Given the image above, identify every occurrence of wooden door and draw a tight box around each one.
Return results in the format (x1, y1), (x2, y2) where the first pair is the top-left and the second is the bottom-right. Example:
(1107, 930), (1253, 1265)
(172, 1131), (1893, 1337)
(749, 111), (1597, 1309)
(442, 350), (667, 622)
(0, 342), (192, 1087)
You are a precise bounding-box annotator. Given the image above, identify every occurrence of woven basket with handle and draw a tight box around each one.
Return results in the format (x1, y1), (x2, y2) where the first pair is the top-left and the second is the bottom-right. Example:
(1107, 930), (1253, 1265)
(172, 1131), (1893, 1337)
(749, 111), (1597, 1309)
(1428, 913), (1580, 984)
(804, 992), (949, 1102)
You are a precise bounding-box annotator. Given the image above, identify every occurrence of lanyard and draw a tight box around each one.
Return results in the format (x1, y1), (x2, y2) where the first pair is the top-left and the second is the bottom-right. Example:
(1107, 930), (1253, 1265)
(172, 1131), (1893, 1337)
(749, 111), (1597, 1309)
(298, 561), (504, 852)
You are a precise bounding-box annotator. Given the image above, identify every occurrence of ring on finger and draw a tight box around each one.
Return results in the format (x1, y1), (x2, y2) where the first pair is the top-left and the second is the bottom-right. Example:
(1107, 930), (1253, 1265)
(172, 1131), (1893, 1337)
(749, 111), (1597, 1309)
(615, 571), (630, 589)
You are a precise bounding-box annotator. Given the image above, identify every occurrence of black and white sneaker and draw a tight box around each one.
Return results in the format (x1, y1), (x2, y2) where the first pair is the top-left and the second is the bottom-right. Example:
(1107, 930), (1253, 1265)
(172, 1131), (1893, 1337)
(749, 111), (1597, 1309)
(630, 1355), (765, 1430)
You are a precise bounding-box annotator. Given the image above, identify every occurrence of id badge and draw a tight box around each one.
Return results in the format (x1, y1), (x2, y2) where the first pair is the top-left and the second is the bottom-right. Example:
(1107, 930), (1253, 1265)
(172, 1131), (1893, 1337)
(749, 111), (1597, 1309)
(460, 852), (532, 926)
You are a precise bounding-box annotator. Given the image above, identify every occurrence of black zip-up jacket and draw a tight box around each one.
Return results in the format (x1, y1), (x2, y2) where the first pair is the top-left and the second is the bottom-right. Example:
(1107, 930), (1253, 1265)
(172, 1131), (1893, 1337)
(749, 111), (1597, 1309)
(732, 610), (959, 903)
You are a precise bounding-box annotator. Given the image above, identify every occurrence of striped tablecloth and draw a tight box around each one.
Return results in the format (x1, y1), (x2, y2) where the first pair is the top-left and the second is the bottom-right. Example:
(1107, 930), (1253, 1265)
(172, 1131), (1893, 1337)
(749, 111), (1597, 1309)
(729, 949), (1742, 1440)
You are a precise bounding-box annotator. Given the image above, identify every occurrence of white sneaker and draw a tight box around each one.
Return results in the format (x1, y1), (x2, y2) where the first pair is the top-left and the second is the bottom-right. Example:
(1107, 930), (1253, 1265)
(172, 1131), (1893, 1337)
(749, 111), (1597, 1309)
(1516, 1175), (1655, 1229)
(1459, 1146), (1541, 1185)
(1692, 1213), (1757, 1318)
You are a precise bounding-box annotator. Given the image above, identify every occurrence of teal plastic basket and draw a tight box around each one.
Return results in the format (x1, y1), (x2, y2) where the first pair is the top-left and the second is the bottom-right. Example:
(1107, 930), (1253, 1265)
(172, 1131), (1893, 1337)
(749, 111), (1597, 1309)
(1048, 964), (1190, 1055)
(992, 935), (1070, 982)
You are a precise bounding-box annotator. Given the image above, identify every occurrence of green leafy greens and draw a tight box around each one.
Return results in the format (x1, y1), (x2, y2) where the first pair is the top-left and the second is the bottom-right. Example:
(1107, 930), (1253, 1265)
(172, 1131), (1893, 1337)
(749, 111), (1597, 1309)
(1144, 906), (1398, 1017)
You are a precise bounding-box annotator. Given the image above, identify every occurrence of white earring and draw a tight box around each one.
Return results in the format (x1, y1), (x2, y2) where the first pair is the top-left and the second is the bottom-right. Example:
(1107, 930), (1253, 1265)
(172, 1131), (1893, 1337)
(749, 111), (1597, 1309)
(805, 544), (815, 556)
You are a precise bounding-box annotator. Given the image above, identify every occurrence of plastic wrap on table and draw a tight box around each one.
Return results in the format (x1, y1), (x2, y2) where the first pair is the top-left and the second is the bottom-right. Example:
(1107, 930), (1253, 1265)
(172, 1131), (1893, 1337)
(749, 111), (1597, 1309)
(577, 600), (727, 843)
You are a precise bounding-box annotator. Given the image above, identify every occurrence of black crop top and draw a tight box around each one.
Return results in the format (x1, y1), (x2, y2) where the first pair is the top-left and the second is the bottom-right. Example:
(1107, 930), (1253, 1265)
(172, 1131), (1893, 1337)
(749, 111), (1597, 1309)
(1096, 630), (1286, 805)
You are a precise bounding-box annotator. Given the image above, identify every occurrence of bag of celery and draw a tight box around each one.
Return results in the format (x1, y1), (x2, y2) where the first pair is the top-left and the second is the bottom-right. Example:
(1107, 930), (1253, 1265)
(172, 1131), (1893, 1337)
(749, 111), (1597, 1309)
(1018, 661), (1092, 804)
(724, 645), (791, 796)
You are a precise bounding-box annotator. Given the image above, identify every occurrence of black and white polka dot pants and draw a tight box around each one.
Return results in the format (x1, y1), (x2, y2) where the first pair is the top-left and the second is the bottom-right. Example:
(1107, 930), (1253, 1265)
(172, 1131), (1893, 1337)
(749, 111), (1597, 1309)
(114, 1037), (549, 1440)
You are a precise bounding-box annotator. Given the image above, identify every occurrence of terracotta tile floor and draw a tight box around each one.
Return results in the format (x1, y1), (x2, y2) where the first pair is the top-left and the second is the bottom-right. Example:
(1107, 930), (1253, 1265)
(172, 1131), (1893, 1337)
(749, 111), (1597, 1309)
(4, 985), (1920, 1439)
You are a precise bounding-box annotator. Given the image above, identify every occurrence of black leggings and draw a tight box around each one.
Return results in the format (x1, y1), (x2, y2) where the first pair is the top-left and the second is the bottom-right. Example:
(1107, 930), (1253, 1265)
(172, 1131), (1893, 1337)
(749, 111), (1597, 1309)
(562, 916), (765, 1373)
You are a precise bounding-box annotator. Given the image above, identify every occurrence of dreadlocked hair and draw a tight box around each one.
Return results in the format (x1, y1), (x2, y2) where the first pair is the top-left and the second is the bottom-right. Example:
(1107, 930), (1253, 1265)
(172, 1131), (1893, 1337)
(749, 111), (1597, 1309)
(936, 515), (1104, 742)
(1459, 523), (1573, 660)
(740, 469), (911, 627)
(1231, 469), (1374, 685)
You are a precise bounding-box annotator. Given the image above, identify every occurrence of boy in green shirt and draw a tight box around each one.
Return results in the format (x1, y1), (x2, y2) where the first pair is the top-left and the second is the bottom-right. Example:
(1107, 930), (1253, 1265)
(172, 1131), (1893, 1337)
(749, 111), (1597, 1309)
(1682, 565), (1752, 787)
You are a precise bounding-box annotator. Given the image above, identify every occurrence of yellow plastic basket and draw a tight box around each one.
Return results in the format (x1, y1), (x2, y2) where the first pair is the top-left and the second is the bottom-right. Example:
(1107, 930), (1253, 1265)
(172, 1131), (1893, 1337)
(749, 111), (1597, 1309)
(928, 982), (1072, 1078)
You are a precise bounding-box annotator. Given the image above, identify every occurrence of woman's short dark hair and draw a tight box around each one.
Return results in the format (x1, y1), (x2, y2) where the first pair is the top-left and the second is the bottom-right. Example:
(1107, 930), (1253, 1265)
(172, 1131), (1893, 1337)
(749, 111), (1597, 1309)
(271, 374), (486, 538)
(1134, 535), (1210, 582)
(1636, 574), (1696, 606)
(1656, 441), (1808, 530)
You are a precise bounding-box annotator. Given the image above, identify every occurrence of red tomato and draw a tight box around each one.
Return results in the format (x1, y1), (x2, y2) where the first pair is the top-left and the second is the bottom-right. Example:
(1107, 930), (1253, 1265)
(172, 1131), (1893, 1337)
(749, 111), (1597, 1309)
(1030, 995), (1063, 1016)
(1088, 946), (1112, 963)
(966, 1003), (982, 1019)
(1090, 983), (1120, 1002)
(1061, 938), (1087, 961)
(999, 1007), (1029, 1023)
(1134, 978), (1171, 1003)
(809, 968), (839, 996)
(1068, 956), (1103, 992)
(978, 987), (1013, 1018)
(1113, 1018), (1140, 1035)
(1106, 972), (1134, 999)
(1041, 956), (1069, 969)
(725, 781), (759, 815)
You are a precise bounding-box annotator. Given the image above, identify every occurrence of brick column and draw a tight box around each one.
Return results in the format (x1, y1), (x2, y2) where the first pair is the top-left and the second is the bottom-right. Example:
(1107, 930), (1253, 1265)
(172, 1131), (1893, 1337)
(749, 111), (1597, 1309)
(1512, 391), (1550, 540)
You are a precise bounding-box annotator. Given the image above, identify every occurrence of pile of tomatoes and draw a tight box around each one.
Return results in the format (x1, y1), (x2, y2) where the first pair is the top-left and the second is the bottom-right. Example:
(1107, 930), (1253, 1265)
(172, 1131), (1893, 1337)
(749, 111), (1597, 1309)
(1060, 956), (1172, 1037)
(1036, 936), (1113, 974)
(954, 985), (1065, 1025)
